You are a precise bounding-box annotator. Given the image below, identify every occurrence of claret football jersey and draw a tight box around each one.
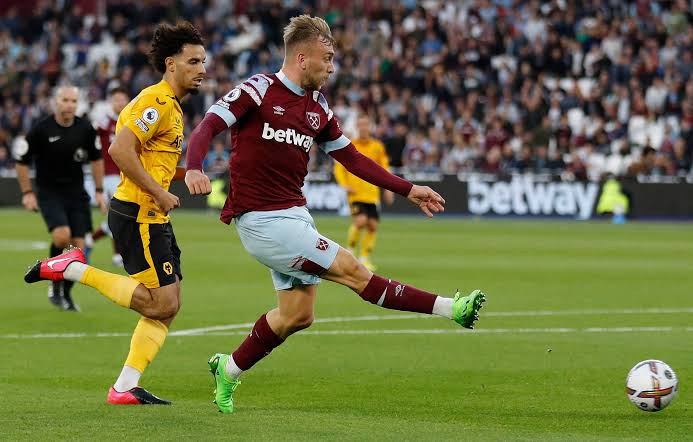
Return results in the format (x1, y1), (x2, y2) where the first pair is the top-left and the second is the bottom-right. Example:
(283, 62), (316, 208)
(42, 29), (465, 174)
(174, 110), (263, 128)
(95, 113), (120, 176)
(207, 71), (350, 223)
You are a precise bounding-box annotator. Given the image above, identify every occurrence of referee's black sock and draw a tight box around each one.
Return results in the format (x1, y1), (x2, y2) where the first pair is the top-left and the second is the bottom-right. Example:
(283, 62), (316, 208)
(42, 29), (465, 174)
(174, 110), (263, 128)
(49, 244), (64, 301)
(50, 243), (62, 258)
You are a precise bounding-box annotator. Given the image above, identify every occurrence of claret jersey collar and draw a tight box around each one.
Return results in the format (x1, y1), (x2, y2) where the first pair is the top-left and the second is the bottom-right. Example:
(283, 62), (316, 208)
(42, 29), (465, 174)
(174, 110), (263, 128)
(276, 70), (305, 96)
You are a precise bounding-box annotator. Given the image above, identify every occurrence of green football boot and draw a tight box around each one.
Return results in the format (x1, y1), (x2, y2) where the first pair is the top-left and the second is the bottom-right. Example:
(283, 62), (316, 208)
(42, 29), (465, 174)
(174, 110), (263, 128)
(208, 353), (241, 414)
(452, 289), (486, 329)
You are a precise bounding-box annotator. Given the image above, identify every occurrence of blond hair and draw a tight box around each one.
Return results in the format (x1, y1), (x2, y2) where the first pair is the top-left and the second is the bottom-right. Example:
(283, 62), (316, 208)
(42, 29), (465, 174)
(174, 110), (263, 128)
(283, 15), (335, 52)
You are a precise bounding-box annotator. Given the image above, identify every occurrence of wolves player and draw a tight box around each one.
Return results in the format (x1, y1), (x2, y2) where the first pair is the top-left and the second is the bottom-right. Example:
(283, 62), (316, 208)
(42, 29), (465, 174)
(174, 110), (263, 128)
(334, 113), (394, 271)
(25, 21), (206, 405)
(185, 15), (486, 413)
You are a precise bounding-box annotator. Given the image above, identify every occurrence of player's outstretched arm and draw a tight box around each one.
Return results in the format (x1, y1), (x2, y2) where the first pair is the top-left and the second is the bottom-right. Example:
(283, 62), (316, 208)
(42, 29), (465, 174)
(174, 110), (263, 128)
(405, 185), (445, 218)
(109, 127), (180, 213)
(185, 113), (227, 195)
(330, 144), (445, 217)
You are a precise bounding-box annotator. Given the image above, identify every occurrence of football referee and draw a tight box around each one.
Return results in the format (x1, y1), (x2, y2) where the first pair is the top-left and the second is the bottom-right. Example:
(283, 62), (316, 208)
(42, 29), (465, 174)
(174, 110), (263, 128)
(15, 85), (106, 311)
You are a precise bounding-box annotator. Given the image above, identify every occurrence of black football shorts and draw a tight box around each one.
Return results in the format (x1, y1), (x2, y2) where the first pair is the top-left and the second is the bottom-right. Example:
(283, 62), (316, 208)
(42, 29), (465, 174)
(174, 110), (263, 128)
(37, 187), (92, 237)
(108, 198), (182, 288)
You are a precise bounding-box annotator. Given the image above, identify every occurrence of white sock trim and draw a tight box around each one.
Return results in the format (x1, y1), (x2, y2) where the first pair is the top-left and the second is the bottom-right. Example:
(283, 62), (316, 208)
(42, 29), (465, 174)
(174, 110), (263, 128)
(432, 296), (453, 319)
(113, 365), (142, 392)
(63, 262), (88, 282)
(225, 355), (243, 379)
(100, 220), (112, 236)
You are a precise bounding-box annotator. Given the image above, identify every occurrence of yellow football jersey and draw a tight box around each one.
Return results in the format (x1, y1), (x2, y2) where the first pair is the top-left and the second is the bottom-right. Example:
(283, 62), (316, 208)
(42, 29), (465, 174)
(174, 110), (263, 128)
(114, 80), (183, 223)
(334, 137), (390, 205)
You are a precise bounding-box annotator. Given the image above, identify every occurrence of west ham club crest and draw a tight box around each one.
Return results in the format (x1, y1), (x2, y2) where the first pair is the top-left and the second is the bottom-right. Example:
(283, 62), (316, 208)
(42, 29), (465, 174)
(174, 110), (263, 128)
(306, 112), (320, 130)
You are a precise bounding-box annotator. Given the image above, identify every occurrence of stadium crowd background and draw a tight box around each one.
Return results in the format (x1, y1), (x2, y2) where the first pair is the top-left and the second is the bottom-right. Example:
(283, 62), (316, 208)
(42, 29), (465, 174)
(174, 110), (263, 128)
(0, 0), (691, 181)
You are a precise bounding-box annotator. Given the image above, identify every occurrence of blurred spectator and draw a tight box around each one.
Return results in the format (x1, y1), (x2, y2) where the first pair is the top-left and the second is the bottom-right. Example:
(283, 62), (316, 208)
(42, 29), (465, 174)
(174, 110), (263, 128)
(0, 145), (11, 169)
(0, 0), (691, 184)
(204, 139), (230, 177)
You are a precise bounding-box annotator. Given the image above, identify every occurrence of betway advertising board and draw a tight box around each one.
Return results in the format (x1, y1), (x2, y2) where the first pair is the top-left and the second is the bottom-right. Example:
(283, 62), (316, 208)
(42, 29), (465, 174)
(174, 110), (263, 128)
(467, 176), (599, 220)
(302, 174), (600, 219)
(1, 176), (691, 219)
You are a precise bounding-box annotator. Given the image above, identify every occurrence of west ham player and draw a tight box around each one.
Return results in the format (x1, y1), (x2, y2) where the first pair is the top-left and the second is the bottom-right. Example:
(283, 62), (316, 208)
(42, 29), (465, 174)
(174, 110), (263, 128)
(185, 15), (486, 414)
(86, 87), (129, 266)
(24, 21), (206, 405)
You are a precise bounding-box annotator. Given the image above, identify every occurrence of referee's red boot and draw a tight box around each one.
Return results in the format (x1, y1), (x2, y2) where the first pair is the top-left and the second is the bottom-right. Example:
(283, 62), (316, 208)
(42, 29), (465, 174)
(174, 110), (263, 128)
(24, 247), (85, 283)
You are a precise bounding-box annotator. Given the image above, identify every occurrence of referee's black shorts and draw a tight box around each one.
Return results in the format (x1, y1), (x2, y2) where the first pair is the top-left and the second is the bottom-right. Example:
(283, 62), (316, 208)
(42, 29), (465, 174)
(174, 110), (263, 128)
(108, 198), (182, 289)
(350, 201), (380, 221)
(37, 186), (92, 237)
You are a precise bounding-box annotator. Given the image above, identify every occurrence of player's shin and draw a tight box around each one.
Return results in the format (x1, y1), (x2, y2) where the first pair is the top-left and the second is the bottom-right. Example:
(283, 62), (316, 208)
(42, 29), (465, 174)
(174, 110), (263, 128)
(358, 274), (438, 314)
(64, 263), (138, 308)
(49, 244), (63, 303)
(228, 313), (284, 379)
(115, 317), (169, 391)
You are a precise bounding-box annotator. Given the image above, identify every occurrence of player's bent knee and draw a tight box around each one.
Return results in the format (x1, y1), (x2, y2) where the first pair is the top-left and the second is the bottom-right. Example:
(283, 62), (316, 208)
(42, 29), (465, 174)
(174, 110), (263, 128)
(143, 286), (180, 319)
(288, 313), (314, 332)
(157, 295), (180, 319)
(145, 300), (178, 320)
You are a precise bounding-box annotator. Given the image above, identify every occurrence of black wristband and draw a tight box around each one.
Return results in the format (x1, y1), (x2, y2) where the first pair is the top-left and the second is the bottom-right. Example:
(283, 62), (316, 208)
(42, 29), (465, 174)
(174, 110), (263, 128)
(95, 187), (104, 193)
(22, 189), (34, 195)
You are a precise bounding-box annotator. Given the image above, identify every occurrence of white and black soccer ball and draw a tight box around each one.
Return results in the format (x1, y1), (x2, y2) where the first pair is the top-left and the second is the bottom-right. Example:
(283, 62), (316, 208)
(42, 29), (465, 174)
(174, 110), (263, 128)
(625, 359), (678, 412)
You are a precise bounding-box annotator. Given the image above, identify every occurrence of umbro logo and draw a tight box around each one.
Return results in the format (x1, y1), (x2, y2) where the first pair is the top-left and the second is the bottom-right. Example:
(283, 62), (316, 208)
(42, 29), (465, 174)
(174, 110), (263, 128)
(48, 136), (61, 143)
(273, 106), (285, 115)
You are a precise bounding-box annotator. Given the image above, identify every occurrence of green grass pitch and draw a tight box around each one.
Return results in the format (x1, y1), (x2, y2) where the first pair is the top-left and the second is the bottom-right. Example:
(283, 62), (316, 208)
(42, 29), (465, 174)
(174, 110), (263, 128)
(1, 208), (692, 440)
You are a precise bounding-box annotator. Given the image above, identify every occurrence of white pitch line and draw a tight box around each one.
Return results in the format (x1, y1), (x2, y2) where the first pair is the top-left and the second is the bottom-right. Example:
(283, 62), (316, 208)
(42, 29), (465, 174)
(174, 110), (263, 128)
(202, 326), (677, 337)
(171, 307), (693, 336)
(0, 332), (130, 339)
(0, 239), (49, 251)
(3, 308), (693, 340)
(485, 307), (693, 317)
(0, 326), (685, 340)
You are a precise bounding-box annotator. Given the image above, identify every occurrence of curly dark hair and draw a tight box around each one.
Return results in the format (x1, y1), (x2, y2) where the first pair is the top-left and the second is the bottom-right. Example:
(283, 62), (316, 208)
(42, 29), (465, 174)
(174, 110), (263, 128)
(148, 21), (204, 74)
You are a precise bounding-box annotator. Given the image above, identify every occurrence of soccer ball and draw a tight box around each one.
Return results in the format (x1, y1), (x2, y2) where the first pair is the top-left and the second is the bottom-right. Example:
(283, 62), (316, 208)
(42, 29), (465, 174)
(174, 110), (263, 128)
(625, 359), (678, 412)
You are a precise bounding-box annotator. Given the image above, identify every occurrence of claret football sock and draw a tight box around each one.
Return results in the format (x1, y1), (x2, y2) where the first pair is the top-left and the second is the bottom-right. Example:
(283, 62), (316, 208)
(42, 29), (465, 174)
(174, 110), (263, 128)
(231, 314), (284, 371)
(359, 274), (437, 314)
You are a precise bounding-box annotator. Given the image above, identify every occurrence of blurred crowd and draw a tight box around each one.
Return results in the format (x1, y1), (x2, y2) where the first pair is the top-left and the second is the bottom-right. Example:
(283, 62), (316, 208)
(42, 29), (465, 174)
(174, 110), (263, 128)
(0, 0), (692, 181)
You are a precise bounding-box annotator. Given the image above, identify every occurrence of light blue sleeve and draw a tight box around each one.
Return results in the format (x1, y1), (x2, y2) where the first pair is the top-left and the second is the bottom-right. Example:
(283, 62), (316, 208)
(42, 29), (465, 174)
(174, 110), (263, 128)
(319, 135), (351, 153)
(207, 104), (238, 127)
